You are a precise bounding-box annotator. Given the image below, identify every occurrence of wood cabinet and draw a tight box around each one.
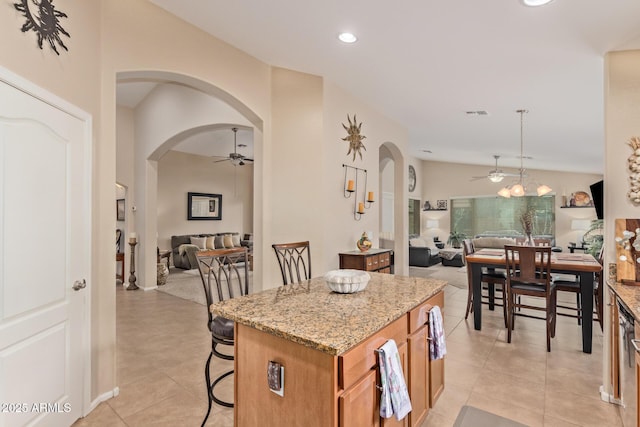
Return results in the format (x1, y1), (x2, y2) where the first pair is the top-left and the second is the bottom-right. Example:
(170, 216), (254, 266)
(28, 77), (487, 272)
(339, 249), (393, 274)
(611, 290), (620, 400)
(636, 322), (640, 427)
(407, 289), (444, 426)
(234, 288), (444, 427)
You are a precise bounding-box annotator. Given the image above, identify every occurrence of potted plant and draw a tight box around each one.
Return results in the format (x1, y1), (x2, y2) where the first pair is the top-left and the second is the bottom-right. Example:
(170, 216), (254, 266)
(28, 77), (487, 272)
(583, 219), (604, 257)
(447, 230), (467, 248)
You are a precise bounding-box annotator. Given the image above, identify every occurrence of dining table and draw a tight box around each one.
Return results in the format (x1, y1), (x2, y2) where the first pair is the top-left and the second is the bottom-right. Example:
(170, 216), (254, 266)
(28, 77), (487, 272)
(465, 248), (603, 353)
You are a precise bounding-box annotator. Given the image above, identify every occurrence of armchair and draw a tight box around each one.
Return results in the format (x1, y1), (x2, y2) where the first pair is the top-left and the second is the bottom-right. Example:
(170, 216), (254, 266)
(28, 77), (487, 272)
(409, 236), (441, 267)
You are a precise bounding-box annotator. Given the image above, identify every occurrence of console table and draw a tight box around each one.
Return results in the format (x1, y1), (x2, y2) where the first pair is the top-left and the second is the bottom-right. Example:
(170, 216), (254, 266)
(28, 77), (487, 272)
(339, 248), (393, 274)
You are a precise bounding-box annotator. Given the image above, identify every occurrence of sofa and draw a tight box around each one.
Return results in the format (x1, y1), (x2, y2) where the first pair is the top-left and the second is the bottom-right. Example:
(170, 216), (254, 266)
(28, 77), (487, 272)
(171, 232), (251, 270)
(409, 236), (441, 267)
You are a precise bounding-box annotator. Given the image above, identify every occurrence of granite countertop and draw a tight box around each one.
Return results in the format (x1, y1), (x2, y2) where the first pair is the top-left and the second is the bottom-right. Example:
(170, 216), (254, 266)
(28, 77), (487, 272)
(608, 280), (640, 320)
(210, 272), (447, 356)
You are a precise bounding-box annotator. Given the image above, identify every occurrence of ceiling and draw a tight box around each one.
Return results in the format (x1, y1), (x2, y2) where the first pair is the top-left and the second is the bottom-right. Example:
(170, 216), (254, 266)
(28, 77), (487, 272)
(139, 0), (640, 174)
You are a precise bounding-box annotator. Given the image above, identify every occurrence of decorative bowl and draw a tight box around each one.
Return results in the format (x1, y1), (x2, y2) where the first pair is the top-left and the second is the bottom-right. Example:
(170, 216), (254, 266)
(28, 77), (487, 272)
(324, 269), (371, 294)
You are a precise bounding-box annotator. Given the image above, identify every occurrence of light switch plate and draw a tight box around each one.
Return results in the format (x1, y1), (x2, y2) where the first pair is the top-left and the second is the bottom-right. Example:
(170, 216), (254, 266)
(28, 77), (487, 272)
(267, 361), (284, 397)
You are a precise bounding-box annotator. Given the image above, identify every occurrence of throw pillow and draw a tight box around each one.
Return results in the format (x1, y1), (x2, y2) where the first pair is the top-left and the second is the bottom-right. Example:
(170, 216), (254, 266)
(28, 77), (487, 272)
(232, 234), (241, 247)
(223, 234), (234, 248)
(190, 236), (206, 249)
(205, 236), (215, 250)
(409, 238), (427, 247)
(214, 235), (225, 249)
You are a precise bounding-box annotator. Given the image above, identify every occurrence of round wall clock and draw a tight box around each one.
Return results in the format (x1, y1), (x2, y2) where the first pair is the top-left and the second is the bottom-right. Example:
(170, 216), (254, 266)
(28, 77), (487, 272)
(408, 165), (416, 192)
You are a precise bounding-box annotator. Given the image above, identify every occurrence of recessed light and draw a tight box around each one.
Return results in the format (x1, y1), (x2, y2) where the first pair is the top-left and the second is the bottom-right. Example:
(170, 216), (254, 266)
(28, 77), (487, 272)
(338, 32), (357, 43)
(521, 0), (554, 6)
(466, 110), (489, 116)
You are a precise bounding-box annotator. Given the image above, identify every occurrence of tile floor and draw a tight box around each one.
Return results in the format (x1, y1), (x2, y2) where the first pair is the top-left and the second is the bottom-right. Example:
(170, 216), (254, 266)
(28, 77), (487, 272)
(74, 272), (622, 427)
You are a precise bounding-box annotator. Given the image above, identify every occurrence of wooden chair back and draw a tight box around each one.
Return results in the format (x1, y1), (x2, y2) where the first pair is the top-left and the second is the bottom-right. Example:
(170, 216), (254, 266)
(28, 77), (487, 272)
(272, 241), (311, 285)
(504, 245), (552, 289)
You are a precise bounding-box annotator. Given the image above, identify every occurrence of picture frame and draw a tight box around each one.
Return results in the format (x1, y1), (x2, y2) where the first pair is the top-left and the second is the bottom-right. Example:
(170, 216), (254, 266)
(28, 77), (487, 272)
(437, 199), (447, 210)
(116, 199), (125, 221)
(188, 192), (222, 220)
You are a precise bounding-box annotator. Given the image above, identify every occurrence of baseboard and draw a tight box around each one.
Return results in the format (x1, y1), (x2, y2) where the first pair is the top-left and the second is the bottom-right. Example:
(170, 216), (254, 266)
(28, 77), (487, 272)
(86, 386), (119, 415)
(600, 385), (622, 405)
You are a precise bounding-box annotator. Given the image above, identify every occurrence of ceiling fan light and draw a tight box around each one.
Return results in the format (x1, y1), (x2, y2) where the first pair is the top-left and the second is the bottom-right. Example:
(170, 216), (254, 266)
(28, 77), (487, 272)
(510, 183), (525, 197)
(488, 174), (504, 183)
(536, 184), (552, 196)
(498, 187), (512, 198)
(521, 0), (554, 6)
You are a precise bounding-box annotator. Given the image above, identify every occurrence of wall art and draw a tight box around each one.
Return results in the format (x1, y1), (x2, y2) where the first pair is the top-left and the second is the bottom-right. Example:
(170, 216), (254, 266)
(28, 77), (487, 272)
(341, 114), (366, 161)
(14, 0), (70, 55)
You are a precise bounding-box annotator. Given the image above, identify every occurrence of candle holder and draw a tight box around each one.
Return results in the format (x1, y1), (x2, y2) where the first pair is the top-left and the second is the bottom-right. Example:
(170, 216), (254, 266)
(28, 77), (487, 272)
(342, 164), (374, 220)
(127, 238), (139, 290)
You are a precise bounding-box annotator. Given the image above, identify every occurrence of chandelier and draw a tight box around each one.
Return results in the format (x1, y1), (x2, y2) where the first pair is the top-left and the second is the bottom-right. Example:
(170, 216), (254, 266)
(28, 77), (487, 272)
(498, 110), (552, 198)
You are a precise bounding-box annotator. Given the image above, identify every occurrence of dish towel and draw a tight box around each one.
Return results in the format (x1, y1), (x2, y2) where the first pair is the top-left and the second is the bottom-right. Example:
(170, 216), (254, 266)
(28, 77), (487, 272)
(378, 339), (412, 421)
(429, 306), (447, 360)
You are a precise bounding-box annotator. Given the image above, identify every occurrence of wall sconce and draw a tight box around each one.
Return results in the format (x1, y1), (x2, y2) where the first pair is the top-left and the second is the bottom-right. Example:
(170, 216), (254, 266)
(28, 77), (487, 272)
(570, 219), (591, 244)
(343, 164), (374, 220)
(426, 219), (440, 229)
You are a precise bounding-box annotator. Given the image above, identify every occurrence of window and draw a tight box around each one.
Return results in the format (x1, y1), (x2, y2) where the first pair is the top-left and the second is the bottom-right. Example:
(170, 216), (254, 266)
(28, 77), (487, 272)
(450, 195), (555, 237)
(408, 199), (421, 235)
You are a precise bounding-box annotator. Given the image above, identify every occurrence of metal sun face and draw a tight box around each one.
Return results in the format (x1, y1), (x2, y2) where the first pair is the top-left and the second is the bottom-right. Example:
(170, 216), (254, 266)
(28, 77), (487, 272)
(14, 0), (70, 55)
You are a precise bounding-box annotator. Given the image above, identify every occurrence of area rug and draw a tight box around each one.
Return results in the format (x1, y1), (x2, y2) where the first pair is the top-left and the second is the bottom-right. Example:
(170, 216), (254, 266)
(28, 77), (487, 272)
(156, 267), (254, 306)
(453, 406), (528, 427)
(156, 268), (206, 305)
(409, 264), (468, 290)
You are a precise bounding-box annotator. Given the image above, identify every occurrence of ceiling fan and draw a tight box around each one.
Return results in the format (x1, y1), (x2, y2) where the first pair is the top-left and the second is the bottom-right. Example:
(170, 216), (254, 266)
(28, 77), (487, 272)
(213, 127), (254, 166)
(471, 155), (521, 183)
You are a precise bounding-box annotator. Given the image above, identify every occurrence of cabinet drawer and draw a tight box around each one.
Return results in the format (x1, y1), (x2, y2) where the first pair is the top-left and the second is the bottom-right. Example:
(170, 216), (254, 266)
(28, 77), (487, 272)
(378, 252), (390, 268)
(408, 290), (444, 334)
(339, 315), (408, 391)
(366, 255), (379, 271)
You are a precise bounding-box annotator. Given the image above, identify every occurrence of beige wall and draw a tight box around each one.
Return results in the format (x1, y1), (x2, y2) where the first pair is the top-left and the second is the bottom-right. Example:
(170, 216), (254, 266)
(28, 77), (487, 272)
(420, 160), (603, 248)
(602, 49), (640, 398)
(157, 150), (253, 251)
(323, 81), (410, 274)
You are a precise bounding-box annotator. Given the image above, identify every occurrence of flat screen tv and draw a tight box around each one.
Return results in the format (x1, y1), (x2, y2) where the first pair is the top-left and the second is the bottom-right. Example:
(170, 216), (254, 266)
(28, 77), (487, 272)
(590, 180), (603, 219)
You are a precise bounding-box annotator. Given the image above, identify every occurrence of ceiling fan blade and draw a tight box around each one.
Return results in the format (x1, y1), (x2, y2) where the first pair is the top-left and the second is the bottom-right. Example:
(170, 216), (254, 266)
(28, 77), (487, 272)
(470, 176), (487, 181)
(213, 158), (231, 163)
(243, 158), (254, 162)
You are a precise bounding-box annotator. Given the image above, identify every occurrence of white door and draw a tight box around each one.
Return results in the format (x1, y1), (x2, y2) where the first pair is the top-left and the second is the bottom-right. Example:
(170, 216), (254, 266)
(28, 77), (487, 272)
(0, 70), (90, 426)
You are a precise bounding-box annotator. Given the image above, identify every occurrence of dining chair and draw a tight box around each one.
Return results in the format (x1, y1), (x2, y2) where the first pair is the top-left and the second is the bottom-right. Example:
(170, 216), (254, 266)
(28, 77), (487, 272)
(272, 241), (311, 285)
(594, 245), (604, 331)
(504, 245), (557, 352)
(196, 247), (249, 425)
(462, 239), (507, 327)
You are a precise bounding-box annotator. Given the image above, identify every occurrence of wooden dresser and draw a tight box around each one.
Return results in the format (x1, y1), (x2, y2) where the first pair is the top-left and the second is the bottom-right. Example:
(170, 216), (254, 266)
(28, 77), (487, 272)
(339, 248), (393, 274)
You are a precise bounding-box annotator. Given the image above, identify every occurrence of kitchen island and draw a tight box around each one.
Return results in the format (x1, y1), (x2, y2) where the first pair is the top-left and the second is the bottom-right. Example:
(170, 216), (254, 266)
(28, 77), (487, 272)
(211, 272), (447, 427)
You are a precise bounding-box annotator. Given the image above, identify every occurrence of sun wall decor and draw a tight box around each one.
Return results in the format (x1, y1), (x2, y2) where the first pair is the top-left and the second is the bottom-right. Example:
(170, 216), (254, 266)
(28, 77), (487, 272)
(14, 0), (70, 55)
(341, 114), (366, 161)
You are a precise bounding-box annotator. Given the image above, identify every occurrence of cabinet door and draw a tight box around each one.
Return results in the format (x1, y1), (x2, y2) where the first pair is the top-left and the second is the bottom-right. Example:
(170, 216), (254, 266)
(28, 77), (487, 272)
(340, 369), (380, 427)
(611, 291), (620, 399)
(408, 327), (428, 427)
(381, 341), (408, 427)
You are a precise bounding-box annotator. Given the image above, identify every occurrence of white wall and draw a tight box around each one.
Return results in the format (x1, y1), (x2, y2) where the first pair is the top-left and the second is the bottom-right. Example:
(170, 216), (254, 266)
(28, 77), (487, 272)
(419, 160), (603, 249)
(157, 150), (253, 252)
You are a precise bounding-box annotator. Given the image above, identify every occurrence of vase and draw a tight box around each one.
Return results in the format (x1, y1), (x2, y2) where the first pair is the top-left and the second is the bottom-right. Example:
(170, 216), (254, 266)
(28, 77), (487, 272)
(524, 233), (535, 246)
(157, 262), (169, 286)
(356, 232), (372, 252)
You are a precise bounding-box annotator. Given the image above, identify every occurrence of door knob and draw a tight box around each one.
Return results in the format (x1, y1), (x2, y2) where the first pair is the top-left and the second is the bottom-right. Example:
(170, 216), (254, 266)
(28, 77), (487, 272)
(72, 279), (86, 291)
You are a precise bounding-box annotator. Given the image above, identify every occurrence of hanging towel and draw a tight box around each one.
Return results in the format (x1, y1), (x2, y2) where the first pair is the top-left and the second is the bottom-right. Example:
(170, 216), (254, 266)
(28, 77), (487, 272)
(429, 306), (447, 360)
(378, 339), (412, 421)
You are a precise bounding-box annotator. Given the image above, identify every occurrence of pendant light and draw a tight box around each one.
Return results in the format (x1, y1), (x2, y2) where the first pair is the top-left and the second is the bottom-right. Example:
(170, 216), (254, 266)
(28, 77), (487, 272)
(498, 109), (552, 198)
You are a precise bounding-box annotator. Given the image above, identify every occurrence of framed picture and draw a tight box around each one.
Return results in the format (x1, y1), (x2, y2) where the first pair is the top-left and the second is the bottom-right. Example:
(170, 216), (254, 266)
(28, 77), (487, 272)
(188, 192), (222, 220)
(116, 199), (125, 221)
(437, 199), (447, 210)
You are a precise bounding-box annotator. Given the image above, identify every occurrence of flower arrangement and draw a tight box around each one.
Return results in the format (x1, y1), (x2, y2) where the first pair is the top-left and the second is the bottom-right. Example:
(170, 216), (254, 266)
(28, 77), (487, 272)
(520, 208), (534, 236)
